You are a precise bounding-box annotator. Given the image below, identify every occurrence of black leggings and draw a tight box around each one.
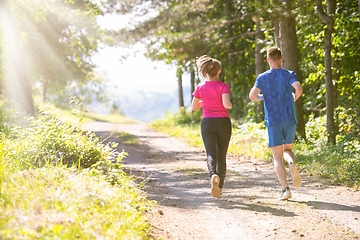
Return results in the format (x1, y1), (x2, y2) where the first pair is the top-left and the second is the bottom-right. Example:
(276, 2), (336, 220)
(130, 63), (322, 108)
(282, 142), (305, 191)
(201, 117), (231, 189)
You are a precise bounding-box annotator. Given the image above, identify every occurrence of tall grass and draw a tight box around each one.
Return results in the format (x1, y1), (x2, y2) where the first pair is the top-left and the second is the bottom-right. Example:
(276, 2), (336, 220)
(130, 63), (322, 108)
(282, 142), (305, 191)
(150, 111), (360, 188)
(0, 106), (154, 239)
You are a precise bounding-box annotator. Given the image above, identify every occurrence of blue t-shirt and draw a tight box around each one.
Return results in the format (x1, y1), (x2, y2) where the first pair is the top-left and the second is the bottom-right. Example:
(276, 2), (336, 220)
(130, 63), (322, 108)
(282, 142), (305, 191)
(254, 68), (298, 126)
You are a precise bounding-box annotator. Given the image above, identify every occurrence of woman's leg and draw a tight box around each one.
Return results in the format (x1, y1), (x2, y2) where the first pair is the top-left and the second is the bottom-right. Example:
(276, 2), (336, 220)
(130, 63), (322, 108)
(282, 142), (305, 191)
(201, 118), (218, 178)
(216, 117), (232, 189)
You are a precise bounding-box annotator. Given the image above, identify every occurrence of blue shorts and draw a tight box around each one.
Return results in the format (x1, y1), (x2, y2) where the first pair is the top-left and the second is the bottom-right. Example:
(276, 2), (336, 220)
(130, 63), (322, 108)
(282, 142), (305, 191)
(267, 124), (296, 147)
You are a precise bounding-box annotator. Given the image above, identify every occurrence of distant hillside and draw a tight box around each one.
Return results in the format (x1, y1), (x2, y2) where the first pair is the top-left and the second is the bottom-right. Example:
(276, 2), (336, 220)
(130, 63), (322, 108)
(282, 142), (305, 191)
(92, 86), (192, 123)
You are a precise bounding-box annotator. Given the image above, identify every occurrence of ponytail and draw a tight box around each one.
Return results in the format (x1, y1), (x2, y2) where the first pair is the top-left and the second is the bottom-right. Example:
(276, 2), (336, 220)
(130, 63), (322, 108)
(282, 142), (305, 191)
(196, 55), (221, 78)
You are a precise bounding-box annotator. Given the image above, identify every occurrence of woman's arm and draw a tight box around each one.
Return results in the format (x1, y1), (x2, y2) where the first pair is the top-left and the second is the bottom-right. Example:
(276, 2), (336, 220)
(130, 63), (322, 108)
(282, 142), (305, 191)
(222, 93), (232, 109)
(191, 97), (203, 111)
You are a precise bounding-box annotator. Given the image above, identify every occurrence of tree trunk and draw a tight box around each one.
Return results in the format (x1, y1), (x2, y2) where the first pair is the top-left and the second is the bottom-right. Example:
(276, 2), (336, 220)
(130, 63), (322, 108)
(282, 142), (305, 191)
(225, 0), (235, 95)
(190, 68), (195, 101)
(255, 0), (266, 121)
(43, 79), (48, 102)
(333, 57), (340, 132)
(0, 0), (34, 116)
(316, 0), (336, 145)
(177, 72), (184, 108)
(273, 20), (281, 48)
(279, 12), (306, 140)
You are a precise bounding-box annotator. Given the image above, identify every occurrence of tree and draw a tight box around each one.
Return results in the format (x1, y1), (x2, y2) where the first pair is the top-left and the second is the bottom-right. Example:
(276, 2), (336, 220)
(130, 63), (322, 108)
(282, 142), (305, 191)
(118, 0), (256, 117)
(0, 0), (110, 110)
(177, 68), (184, 108)
(190, 67), (195, 101)
(316, 0), (336, 145)
(261, 0), (306, 139)
(0, 0), (34, 115)
(279, 7), (306, 140)
(255, 0), (266, 121)
(110, 0), (359, 145)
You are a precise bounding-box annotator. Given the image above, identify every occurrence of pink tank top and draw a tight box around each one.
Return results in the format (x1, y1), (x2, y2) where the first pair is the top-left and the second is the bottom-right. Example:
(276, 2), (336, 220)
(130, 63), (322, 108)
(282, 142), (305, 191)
(193, 80), (230, 118)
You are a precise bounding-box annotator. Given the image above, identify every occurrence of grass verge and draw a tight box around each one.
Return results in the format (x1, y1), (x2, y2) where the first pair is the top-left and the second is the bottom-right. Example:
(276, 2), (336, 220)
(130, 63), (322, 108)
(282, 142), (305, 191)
(0, 106), (155, 239)
(0, 165), (153, 239)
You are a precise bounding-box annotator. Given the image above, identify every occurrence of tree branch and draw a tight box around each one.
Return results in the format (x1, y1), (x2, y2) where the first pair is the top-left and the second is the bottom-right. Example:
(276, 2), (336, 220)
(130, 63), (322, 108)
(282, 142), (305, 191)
(228, 50), (247, 56)
(222, 13), (252, 25)
(316, 0), (334, 29)
(227, 31), (256, 42)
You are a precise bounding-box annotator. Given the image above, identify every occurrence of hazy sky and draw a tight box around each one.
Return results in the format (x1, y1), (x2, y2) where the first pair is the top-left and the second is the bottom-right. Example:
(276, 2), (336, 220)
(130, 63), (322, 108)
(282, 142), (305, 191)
(92, 44), (182, 94)
(92, 13), (192, 120)
(94, 13), (192, 93)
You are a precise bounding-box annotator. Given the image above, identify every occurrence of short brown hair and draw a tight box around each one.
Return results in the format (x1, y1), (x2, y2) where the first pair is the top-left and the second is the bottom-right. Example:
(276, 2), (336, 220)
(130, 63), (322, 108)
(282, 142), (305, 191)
(267, 47), (282, 61)
(196, 55), (221, 78)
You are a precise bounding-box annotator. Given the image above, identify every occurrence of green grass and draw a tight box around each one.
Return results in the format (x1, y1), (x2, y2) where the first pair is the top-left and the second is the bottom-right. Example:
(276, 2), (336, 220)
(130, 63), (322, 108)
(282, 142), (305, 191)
(117, 132), (141, 145)
(172, 166), (206, 176)
(38, 100), (136, 126)
(0, 106), (155, 239)
(81, 113), (138, 124)
(0, 165), (153, 239)
(150, 111), (360, 189)
(151, 119), (203, 148)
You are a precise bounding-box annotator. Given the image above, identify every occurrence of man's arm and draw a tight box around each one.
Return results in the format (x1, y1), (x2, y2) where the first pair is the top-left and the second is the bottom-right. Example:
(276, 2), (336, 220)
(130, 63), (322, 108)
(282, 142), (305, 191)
(249, 87), (264, 102)
(191, 97), (203, 111)
(291, 81), (303, 102)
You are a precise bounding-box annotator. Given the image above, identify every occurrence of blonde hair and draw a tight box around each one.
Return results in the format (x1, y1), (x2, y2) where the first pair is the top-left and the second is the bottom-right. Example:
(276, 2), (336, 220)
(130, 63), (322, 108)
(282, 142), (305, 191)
(267, 47), (282, 61)
(196, 55), (221, 78)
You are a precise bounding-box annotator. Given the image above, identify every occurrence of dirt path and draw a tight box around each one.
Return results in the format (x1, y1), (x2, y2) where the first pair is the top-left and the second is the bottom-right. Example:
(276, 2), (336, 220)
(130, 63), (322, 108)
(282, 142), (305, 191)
(83, 121), (360, 240)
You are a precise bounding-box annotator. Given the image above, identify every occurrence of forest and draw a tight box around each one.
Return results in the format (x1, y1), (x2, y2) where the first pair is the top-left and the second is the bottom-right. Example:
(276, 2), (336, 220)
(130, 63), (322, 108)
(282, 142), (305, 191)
(117, 0), (360, 147)
(0, 1), (359, 238)
(1, 0), (359, 145)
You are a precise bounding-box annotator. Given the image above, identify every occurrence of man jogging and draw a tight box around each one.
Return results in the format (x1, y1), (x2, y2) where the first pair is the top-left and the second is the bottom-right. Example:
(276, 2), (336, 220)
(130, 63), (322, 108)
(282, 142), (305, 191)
(249, 47), (303, 200)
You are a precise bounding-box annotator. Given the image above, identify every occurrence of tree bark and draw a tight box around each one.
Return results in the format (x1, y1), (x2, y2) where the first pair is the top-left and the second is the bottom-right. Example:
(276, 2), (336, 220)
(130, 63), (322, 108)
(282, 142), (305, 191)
(225, 0), (235, 95)
(177, 72), (184, 108)
(0, 0), (35, 115)
(43, 79), (48, 102)
(316, 0), (336, 145)
(255, 0), (266, 121)
(279, 13), (306, 140)
(190, 68), (195, 101)
(273, 20), (281, 48)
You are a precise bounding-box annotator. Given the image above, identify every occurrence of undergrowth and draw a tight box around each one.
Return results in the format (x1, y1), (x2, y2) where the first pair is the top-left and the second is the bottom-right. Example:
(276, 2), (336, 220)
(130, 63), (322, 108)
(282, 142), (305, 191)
(150, 111), (360, 188)
(0, 104), (154, 239)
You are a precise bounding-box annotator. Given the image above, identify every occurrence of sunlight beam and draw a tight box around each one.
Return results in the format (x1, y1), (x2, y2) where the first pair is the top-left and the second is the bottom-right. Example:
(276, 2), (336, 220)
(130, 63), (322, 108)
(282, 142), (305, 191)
(0, 0), (34, 115)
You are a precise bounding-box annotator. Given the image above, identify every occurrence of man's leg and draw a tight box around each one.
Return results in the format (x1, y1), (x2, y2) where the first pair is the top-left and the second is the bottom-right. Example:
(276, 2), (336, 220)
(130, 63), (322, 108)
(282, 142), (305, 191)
(271, 145), (288, 190)
(283, 143), (302, 187)
(283, 143), (295, 165)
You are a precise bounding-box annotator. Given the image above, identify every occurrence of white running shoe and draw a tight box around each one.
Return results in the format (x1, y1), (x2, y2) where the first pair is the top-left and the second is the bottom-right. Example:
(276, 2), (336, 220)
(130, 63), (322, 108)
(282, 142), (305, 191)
(211, 174), (221, 198)
(290, 163), (302, 188)
(279, 187), (292, 200)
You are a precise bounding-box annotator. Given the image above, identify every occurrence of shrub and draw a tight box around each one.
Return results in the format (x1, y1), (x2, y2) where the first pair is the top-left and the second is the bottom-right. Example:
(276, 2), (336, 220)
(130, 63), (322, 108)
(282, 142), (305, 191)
(0, 106), (154, 239)
(1, 107), (127, 185)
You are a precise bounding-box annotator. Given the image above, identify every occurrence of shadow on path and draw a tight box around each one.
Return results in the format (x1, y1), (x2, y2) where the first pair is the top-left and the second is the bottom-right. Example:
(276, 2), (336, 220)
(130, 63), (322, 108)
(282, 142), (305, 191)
(298, 200), (360, 212)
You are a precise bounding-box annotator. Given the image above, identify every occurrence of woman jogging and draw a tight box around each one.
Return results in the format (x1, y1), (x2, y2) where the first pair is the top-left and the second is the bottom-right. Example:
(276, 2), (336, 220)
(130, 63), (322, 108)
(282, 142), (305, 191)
(192, 55), (232, 198)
